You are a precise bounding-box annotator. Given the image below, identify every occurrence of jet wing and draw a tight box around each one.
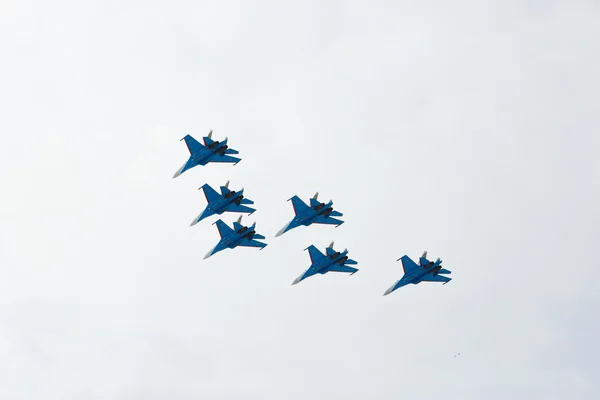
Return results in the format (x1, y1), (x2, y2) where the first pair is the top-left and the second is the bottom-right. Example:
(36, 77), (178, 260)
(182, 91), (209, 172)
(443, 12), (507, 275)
(305, 245), (325, 265)
(200, 184), (221, 204)
(237, 239), (267, 249)
(209, 154), (241, 164)
(225, 204), (256, 214)
(399, 255), (419, 275)
(289, 196), (310, 215)
(182, 134), (204, 154)
(420, 274), (451, 284)
(327, 265), (358, 275)
(214, 220), (234, 238)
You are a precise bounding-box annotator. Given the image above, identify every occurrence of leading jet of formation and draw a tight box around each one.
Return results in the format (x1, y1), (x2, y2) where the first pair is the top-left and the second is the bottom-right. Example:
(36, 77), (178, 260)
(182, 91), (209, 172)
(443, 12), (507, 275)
(204, 216), (267, 259)
(292, 241), (358, 285)
(383, 251), (452, 295)
(173, 131), (241, 178)
(275, 192), (344, 237)
(190, 180), (256, 226)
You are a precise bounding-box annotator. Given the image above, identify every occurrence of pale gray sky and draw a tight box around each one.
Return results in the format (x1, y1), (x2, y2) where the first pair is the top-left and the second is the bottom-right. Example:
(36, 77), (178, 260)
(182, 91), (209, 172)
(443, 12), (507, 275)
(1, 1), (599, 399)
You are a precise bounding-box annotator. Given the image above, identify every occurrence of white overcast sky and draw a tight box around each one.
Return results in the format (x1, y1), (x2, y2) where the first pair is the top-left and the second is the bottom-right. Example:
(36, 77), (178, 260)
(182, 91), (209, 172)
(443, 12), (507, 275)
(1, 1), (599, 399)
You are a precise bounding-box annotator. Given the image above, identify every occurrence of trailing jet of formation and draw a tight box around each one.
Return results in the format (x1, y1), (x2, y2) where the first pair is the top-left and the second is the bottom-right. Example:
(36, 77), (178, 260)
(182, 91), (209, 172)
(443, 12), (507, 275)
(383, 251), (452, 296)
(173, 131), (454, 295)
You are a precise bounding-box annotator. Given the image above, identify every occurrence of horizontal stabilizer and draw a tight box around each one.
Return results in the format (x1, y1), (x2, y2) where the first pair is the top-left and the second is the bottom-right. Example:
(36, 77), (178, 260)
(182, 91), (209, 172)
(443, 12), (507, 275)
(328, 264), (358, 275)
(420, 274), (451, 284)
(313, 216), (344, 226)
(238, 239), (268, 249)
(240, 198), (254, 205)
(253, 233), (266, 240)
(209, 154), (241, 164)
(226, 204), (256, 214)
(345, 258), (358, 265)
(438, 268), (451, 275)
(225, 148), (239, 155)
(329, 210), (343, 217)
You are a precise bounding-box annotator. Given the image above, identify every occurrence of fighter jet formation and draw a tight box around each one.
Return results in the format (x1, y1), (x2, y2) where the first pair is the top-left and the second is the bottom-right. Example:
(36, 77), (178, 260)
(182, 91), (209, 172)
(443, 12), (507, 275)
(173, 130), (454, 295)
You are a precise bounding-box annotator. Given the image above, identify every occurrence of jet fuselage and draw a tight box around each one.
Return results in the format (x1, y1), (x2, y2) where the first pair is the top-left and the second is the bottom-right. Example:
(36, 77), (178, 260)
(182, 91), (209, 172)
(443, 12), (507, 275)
(221, 224), (256, 248)
(191, 139), (229, 166)
(311, 249), (349, 274)
(298, 201), (334, 226)
(399, 260), (443, 286)
(208, 189), (245, 214)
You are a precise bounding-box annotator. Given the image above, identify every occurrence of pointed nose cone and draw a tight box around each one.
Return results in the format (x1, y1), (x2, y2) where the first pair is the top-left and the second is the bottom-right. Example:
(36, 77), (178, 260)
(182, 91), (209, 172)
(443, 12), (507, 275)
(275, 222), (290, 237)
(203, 246), (217, 260)
(172, 162), (186, 178)
(292, 273), (305, 285)
(190, 209), (212, 226)
(383, 281), (400, 296)
(190, 214), (204, 226)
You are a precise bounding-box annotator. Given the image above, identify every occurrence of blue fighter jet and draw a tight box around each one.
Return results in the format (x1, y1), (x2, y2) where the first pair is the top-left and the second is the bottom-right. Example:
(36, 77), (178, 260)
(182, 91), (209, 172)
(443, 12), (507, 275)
(383, 251), (452, 295)
(190, 180), (256, 226)
(173, 130), (241, 178)
(275, 192), (344, 237)
(204, 216), (267, 259)
(292, 241), (358, 285)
